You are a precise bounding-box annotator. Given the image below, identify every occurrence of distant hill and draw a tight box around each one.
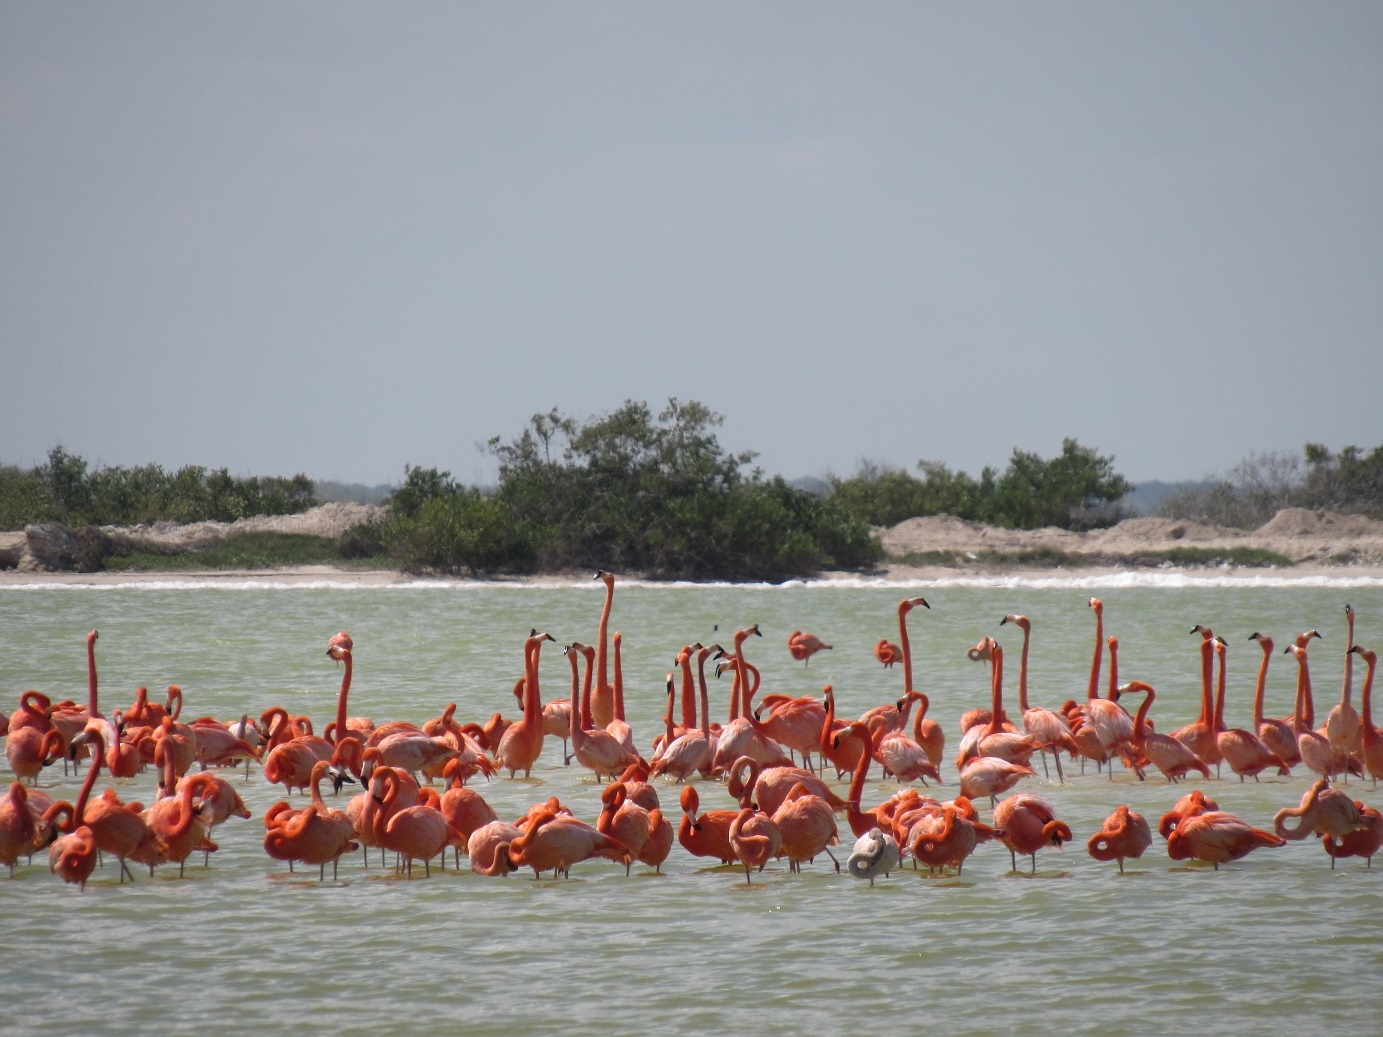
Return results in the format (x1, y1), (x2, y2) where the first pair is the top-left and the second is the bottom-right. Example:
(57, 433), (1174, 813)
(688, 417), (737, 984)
(314, 481), (394, 505)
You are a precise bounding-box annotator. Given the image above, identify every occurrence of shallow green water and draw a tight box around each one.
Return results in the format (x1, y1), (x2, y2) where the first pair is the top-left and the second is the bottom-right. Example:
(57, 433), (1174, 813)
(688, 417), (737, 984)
(3, 576), (1382, 1037)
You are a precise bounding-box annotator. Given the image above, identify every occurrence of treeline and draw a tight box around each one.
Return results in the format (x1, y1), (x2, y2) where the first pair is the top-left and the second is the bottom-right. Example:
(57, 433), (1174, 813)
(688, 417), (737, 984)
(371, 400), (879, 580)
(826, 439), (1132, 531)
(1159, 442), (1383, 529)
(0, 446), (316, 530)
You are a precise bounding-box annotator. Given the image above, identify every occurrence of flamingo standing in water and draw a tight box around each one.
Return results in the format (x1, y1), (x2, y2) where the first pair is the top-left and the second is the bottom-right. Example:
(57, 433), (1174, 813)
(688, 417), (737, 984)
(1001, 614), (1076, 781)
(1349, 645), (1383, 785)
(875, 640), (903, 668)
(1166, 810), (1285, 870)
(506, 805), (631, 879)
(770, 781), (840, 874)
(651, 661), (714, 781)
(676, 785), (737, 865)
(1286, 643), (1341, 780)
(263, 761), (357, 879)
(567, 643), (644, 781)
(1323, 802), (1383, 868)
(1087, 805), (1151, 873)
(1248, 633), (1300, 768)
(496, 632), (555, 778)
(0, 782), (39, 877)
(596, 782), (650, 875)
(787, 631), (832, 666)
(709, 628), (792, 773)
(847, 827), (900, 884)
(958, 639), (1039, 768)
(591, 570), (618, 729)
(729, 806), (780, 886)
(993, 793), (1072, 873)
(1158, 789), (1219, 839)
(1324, 604), (1361, 780)
(1210, 638), (1289, 781)
(1272, 778), (1366, 853)
(1117, 681), (1209, 783)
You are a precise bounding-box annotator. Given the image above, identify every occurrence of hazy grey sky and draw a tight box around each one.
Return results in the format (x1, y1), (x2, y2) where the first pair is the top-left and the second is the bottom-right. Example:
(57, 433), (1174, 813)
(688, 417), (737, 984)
(2, 3), (1380, 487)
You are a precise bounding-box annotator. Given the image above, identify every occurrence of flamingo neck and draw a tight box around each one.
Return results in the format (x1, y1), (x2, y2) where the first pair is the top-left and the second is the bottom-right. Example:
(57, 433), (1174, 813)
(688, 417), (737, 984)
(597, 578), (614, 697)
(1132, 685), (1154, 745)
(1342, 611), (1355, 708)
(333, 652), (352, 746)
(1198, 637), (1213, 724)
(72, 732), (104, 826)
(612, 634), (626, 722)
(899, 603), (915, 695)
(696, 654), (711, 735)
(987, 646), (1005, 736)
(580, 648), (596, 729)
(679, 650), (696, 730)
(524, 639), (542, 727)
(1087, 608), (1103, 701)
(1016, 625), (1031, 712)
(1360, 653), (1376, 737)
(86, 634), (100, 718)
(1212, 646), (1227, 732)
(1252, 642), (1272, 727)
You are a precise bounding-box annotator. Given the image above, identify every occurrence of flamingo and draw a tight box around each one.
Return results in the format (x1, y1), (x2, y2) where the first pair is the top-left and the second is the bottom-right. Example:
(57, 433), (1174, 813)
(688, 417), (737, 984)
(1272, 778), (1366, 849)
(1166, 810), (1285, 870)
(1157, 789), (1219, 839)
(650, 662), (714, 781)
(506, 805), (631, 879)
(709, 628), (792, 773)
(374, 767), (450, 877)
(467, 819), (523, 876)
(787, 631), (832, 666)
(906, 803), (1003, 874)
(957, 757), (1035, 805)
(45, 812), (97, 891)
(874, 701), (943, 785)
(61, 729), (151, 882)
(676, 785), (737, 865)
(1067, 600), (1127, 774)
(1087, 805), (1151, 873)
(5, 728), (64, 786)
(731, 754), (846, 817)
(1349, 645), (1383, 784)
(993, 793), (1072, 873)
(596, 782), (650, 875)
(605, 631), (639, 756)
(958, 639), (1039, 768)
(847, 827), (900, 884)
(591, 570), (618, 729)
(0, 782), (39, 877)
(496, 632), (554, 778)
(130, 738), (210, 877)
(567, 643), (643, 781)
(1324, 604), (1361, 780)
(772, 781), (839, 873)
(1287, 643), (1341, 779)
(874, 640), (903, 669)
(1117, 681), (1210, 782)
(1001, 614), (1076, 781)
(818, 686), (863, 779)
(1210, 638), (1289, 781)
(1248, 633), (1301, 767)
(1323, 802), (1382, 868)
(755, 687), (827, 771)
(263, 761), (357, 879)
(729, 806), (781, 886)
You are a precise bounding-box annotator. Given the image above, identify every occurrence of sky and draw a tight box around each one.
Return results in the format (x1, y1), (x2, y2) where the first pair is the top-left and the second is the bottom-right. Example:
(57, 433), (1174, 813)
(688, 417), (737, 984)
(2, 3), (1380, 488)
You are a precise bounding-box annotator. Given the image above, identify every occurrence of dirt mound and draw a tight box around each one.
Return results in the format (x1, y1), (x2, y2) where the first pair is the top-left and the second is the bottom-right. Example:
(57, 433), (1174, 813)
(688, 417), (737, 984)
(1254, 508), (1383, 539)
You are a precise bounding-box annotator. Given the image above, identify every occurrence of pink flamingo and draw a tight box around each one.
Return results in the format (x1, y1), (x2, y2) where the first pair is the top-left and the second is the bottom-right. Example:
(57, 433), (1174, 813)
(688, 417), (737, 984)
(771, 781), (839, 873)
(1248, 633), (1301, 767)
(591, 570), (618, 729)
(1210, 638), (1289, 781)
(677, 785), (737, 865)
(1001, 614), (1076, 781)
(496, 632), (555, 778)
(787, 631), (832, 666)
(1166, 810), (1285, 870)
(1118, 681), (1210, 782)
(1087, 805), (1151, 873)
(993, 793), (1072, 873)
(567, 642), (643, 781)
(1349, 645), (1383, 784)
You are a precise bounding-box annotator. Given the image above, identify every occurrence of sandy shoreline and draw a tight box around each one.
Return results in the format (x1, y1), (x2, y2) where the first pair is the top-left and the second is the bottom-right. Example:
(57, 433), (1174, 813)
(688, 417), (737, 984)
(3, 561), (1383, 588)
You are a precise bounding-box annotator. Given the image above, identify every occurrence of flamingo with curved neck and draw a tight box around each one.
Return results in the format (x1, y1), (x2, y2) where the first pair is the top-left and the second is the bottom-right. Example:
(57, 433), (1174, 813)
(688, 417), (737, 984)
(496, 632), (554, 778)
(1249, 633), (1300, 767)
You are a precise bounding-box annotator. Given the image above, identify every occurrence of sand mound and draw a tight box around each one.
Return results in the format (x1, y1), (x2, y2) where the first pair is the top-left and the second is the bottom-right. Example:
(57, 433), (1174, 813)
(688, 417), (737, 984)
(106, 502), (387, 553)
(1254, 508), (1383, 539)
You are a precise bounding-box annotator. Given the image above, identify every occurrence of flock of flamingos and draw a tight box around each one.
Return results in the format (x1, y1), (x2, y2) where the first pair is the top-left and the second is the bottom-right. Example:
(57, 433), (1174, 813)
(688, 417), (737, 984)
(3, 572), (1381, 890)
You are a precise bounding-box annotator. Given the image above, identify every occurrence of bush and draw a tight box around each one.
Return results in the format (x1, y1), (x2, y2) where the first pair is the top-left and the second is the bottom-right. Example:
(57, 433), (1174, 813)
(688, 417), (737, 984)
(0, 446), (318, 528)
(829, 438), (1130, 531)
(380, 399), (880, 580)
